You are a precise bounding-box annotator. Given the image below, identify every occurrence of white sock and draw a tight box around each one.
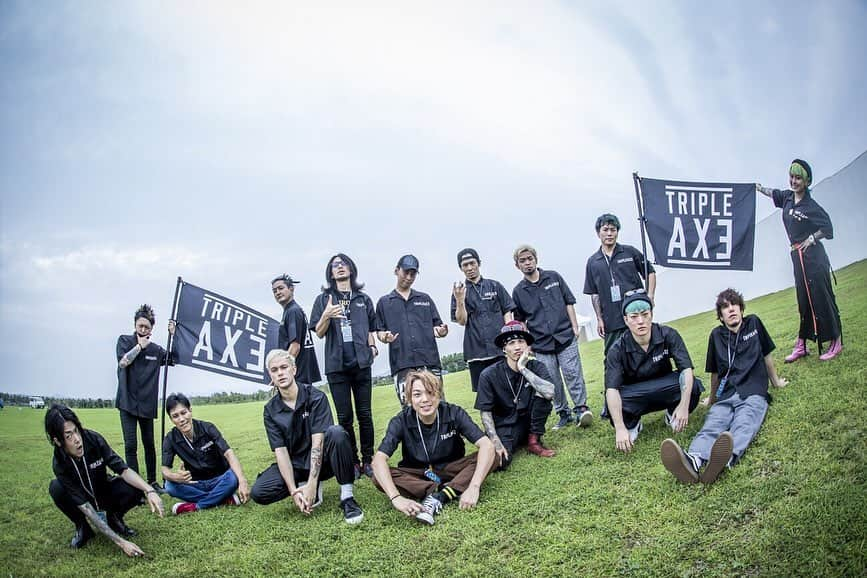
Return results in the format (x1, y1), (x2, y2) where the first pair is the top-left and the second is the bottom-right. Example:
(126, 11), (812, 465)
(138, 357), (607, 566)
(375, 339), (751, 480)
(340, 484), (354, 501)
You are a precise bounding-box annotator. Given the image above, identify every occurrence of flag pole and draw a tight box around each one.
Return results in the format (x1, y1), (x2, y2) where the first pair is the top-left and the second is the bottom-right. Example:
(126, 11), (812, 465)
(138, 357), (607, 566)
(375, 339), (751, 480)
(160, 277), (184, 444)
(632, 172), (650, 282)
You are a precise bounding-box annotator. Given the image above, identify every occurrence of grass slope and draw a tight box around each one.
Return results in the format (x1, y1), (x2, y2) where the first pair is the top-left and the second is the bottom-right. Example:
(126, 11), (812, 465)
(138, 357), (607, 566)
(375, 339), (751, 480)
(1, 261), (865, 577)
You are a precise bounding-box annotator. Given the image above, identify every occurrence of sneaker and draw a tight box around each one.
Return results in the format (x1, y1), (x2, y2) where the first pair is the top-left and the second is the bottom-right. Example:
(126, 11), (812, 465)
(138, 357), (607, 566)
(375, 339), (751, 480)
(700, 431), (733, 484)
(353, 463), (363, 481)
(224, 493), (241, 506)
(577, 407), (594, 427)
(150, 481), (166, 495)
(628, 421), (643, 443)
(660, 438), (699, 484)
(340, 497), (364, 525)
(415, 494), (443, 526)
(297, 482), (323, 508)
(664, 410), (674, 430)
(552, 413), (572, 430)
(172, 502), (198, 515)
(70, 523), (94, 549)
(108, 512), (137, 537)
(362, 462), (374, 479)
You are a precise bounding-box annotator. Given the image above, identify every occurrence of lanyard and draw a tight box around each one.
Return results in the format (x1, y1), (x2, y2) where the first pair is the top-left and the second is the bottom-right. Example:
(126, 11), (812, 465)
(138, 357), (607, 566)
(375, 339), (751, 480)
(181, 424), (197, 453)
(724, 325), (741, 380)
(70, 454), (100, 511)
(602, 252), (617, 286)
(415, 408), (440, 468)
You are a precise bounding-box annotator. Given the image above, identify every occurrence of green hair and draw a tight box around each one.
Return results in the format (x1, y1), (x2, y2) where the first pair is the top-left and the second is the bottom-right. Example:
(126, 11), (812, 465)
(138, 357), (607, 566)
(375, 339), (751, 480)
(624, 299), (652, 315)
(789, 162), (811, 186)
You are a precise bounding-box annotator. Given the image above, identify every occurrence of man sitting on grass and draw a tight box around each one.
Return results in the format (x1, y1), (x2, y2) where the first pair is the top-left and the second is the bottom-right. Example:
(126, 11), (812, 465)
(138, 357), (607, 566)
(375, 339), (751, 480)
(604, 291), (703, 452)
(161, 393), (251, 515)
(661, 288), (788, 484)
(372, 370), (495, 525)
(475, 321), (557, 469)
(46, 404), (164, 557)
(250, 350), (364, 524)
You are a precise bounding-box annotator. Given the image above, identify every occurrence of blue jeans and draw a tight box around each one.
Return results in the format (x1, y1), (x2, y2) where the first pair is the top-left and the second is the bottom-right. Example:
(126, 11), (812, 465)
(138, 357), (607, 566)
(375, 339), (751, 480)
(165, 469), (238, 510)
(688, 393), (768, 465)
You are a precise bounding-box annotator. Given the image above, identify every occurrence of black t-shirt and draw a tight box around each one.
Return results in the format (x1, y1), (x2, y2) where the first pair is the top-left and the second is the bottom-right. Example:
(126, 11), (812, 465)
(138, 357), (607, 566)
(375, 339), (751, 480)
(52, 429), (128, 507)
(263, 385), (334, 470)
(475, 358), (553, 429)
(584, 244), (655, 332)
(162, 419), (231, 481)
(115, 334), (171, 419)
(278, 300), (322, 385)
(605, 324), (692, 390)
(772, 189), (834, 245)
(706, 314), (775, 401)
(309, 289), (378, 375)
(450, 277), (515, 362)
(375, 289), (444, 375)
(512, 269), (576, 353)
(378, 402), (484, 469)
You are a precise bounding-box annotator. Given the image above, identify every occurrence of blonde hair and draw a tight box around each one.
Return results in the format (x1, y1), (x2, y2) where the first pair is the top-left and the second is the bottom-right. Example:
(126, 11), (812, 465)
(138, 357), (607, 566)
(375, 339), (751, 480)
(266, 349), (296, 370)
(405, 370), (442, 402)
(513, 244), (537, 263)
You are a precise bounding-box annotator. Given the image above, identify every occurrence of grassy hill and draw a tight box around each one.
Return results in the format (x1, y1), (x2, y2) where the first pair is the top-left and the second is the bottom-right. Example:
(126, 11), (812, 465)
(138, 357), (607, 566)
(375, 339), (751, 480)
(1, 260), (865, 577)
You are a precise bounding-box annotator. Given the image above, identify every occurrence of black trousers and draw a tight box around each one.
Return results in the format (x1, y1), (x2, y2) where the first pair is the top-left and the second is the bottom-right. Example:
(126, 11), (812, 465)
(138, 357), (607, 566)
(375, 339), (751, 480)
(250, 425), (355, 505)
(497, 395), (553, 470)
(119, 409), (156, 484)
(49, 477), (140, 527)
(791, 245), (842, 344)
(607, 373), (704, 430)
(468, 358), (499, 393)
(327, 366), (374, 464)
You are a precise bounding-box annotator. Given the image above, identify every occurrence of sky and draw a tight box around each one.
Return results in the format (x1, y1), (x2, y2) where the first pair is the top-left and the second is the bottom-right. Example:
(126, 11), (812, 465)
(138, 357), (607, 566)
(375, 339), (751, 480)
(2, 0), (866, 398)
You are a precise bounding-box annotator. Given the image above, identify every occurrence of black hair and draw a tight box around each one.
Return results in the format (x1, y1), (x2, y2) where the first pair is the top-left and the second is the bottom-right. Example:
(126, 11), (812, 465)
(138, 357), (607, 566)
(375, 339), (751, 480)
(165, 392), (191, 415)
(134, 303), (156, 325)
(715, 288), (745, 322)
(324, 253), (364, 292)
(44, 403), (84, 448)
(595, 213), (621, 232)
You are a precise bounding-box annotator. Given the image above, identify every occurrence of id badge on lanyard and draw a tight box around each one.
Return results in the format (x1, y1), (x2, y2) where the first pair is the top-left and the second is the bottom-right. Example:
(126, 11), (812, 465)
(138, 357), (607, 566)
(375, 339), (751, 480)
(96, 510), (108, 524)
(610, 284), (622, 303)
(340, 318), (353, 342)
(424, 467), (442, 484)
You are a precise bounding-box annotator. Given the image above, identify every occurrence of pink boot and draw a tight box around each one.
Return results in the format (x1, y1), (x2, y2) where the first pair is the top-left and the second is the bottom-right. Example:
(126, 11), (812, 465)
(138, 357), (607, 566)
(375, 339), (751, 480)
(819, 338), (843, 361)
(785, 339), (809, 363)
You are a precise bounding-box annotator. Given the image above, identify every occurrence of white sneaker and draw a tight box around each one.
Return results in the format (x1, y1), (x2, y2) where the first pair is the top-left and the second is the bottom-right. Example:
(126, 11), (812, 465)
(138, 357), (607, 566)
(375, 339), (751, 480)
(628, 421), (643, 443)
(415, 495), (443, 526)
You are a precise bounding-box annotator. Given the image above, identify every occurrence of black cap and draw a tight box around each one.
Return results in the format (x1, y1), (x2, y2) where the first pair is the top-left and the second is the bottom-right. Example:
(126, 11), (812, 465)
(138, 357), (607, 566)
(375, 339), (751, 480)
(791, 158), (813, 185)
(396, 254), (420, 271)
(272, 274), (300, 286)
(621, 289), (653, 316)
(457, 248), (480, 266)
(595, 213), (621, 231)
(494, 320), (535, 348)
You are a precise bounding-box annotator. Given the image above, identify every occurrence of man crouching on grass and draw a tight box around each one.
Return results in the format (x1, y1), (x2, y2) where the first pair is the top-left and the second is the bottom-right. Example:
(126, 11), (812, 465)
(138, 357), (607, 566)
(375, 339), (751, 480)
(372, 370), (495, 525)
(660, 289), (788, 484)
(250, 350), (364, 524)
(161, 393), (251, 515)
(46, 404), (164, 557)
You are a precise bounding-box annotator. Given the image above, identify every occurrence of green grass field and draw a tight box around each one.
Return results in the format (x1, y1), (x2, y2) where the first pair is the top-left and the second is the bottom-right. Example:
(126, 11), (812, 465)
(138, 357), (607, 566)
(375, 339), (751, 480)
(2, 261), (865, 577)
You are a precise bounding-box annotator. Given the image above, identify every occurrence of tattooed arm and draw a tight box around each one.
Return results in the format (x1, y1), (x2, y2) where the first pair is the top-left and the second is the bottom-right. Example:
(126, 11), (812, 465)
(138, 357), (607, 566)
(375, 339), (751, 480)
(79, 502), (144, 557)
(481, 411), (508, 467)
(590, 294), (605, 338)
(118, 344), (143, 368)
(517, 351), (555, 400)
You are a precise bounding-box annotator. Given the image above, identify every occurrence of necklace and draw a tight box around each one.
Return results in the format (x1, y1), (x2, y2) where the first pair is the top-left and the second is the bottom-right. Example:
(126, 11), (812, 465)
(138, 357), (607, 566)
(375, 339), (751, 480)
(506, 367), (525, 404)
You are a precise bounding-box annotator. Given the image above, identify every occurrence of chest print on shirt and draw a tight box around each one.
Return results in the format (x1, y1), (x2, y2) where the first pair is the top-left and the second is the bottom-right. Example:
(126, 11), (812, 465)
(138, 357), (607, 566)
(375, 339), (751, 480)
(145, 355), (158, 361)
(413, 301), (430, 307)
(789, 209), (809, 221)
(616, 257), (632, 264)
(301, 410), (310, 419)
(440, 429), (457, 441)
(652, 349), (669, 363)
(199, 441), (214, 451)
(544, 282), (560, 290)
(482, 291), (497, 300)
(742, 328), (758, 342)
(89, 458), (104, 469)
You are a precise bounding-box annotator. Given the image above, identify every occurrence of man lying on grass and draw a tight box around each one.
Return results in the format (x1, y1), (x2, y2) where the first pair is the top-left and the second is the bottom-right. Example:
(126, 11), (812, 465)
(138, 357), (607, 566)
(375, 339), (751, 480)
(475, 321), (557, 469)
(661, 288), (788, 484)
(604, 291), (703, 452)
(372, 370), (495, 525)
(161, 392), (251, 515)
(46, 404), (164, 557)
(250, 350), (364, 524)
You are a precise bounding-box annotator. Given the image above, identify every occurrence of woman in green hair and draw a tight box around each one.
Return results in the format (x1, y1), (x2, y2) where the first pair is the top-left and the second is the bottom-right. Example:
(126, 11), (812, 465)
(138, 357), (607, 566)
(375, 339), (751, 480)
(757, 159), (842, 361)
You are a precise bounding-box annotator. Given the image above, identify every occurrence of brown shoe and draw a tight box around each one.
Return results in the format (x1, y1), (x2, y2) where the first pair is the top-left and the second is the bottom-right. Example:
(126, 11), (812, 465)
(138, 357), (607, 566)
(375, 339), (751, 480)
(660, 438), (699, 484)
(527, 433), (556, 457)
(700, 432), (733, 484)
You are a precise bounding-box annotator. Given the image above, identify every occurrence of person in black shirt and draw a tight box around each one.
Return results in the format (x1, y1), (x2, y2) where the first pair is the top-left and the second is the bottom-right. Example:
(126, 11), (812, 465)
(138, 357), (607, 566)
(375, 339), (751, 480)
(584, 214), (656, 355)
(372, 370), (495, 525)
(250, 349), (363, 524)
(758, 159), (843, 361)
(604, 292), (702, 452)
(661, 289), (788, 484)
(272, 274), (322, 386)
(161, 393), (250, 515)
(310, 254), (379, 479)
(475, 321), (557, 469)
(46, 404), (164, 556)
(376, 255), (449, 404)
(115, 303), (175, 492)
(451, 248), (516, 393)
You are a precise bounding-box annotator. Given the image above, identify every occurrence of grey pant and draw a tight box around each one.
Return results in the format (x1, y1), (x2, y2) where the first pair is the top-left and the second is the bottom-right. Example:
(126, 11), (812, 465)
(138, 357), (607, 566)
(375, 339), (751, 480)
(688, 393), (768, 465)
(534, 336), (588, 415)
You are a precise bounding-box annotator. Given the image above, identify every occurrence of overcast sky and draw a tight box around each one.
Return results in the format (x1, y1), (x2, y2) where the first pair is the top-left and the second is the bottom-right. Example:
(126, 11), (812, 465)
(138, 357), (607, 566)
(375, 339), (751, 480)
(2, 1), (866, 398)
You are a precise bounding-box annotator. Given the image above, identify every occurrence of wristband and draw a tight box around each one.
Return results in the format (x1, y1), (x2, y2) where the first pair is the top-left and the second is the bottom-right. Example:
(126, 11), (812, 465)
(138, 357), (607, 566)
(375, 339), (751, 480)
(145, 490), (157, 495)
(389, 494), (400, 501)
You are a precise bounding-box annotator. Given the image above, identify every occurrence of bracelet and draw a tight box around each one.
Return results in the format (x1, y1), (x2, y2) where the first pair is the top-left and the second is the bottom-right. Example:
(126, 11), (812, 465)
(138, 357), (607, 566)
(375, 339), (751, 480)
(369, 344), (378, 351)
(389, 494), (400, 501)
(291, 488), (304, 496)
(145, 490), (157, 495)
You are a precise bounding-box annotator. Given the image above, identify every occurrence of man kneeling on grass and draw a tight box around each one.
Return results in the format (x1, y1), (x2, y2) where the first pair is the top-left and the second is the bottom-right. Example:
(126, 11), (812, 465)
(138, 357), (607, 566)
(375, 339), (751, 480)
(162, 393), (251, 515)
(250, 350), (364, 524)
(661, 288), (788, 484)
(372, 370), (495, 525)
(475, 321), (557, 469)
(46, 404), (164, 557)
(604, 291), (703, 452)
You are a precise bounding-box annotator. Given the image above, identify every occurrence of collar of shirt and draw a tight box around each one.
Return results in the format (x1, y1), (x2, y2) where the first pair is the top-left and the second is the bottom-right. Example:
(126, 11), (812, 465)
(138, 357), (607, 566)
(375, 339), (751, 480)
(266, 384), (310, 415)
(622, 323), (664, 354)
(517, 268), (553, 289)
(387, 288), (421, 301)
(592, 243), (623, 262)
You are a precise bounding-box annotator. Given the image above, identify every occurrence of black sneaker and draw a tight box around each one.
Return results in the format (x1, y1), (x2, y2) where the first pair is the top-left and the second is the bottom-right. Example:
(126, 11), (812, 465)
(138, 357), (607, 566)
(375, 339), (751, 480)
(660, 438), (699, 484)
(70, 523), (94, 549)
(340, 497), (364, 525)
(108, 513), (137, 538)
(552, 413), (572, 430)
(415, 494), (443, 526)
(700, 432), (733, 484)
(150, 481), (166, 495)
(362, 462), (374, 479)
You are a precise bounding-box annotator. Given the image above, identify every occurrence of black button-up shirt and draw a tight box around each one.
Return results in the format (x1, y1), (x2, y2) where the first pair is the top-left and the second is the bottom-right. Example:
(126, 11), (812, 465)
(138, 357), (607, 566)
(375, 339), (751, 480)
(584, 244), (655, 333)
(278, 300), (322, 385)
(772, 189), (834, 245)
(162, 419), (231, 481)
(605, 323), (692, 390)
(511, 269), (576, 354)
(115, 334), (172, 419)
(52, 429), (128, 507)
(450, 277), (515, 362)
(378, 402), (484, 470)
(309, 289), (378, 375)
(706, 314), (775, 401)
(475, 358), (553, 430)
(375, 289), (444, 375)
(263, 385), (334, 470)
